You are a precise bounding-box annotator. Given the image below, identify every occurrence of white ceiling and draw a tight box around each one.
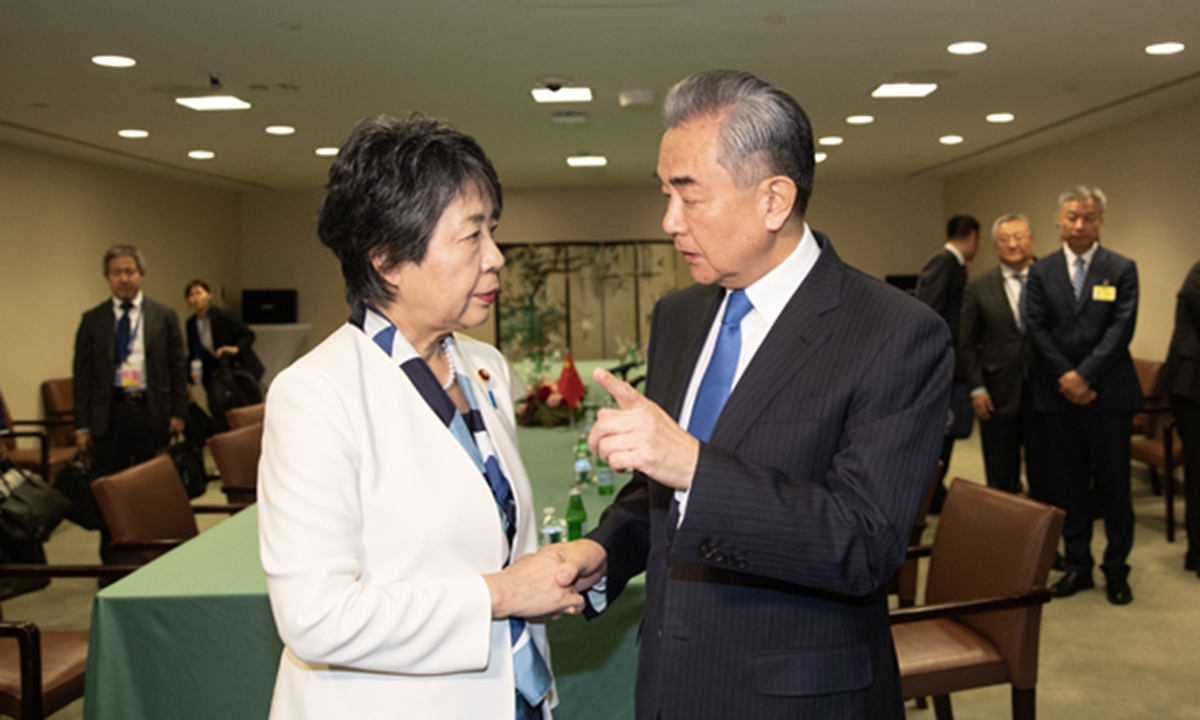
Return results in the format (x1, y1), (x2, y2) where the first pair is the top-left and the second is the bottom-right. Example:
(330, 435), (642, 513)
(2, 0), (1198, 192)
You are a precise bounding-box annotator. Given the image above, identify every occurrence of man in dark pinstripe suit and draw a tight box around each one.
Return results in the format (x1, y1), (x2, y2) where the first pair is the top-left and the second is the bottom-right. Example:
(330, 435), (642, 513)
(549, 70), (952, 719)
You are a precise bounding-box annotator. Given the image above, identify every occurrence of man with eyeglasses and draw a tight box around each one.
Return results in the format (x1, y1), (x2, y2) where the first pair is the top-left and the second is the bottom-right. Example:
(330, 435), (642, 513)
(960, 214), (1053, 505)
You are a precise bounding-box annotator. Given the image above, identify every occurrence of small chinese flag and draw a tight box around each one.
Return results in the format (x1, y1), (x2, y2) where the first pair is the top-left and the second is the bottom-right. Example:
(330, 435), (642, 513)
(557, 353), (586, 409)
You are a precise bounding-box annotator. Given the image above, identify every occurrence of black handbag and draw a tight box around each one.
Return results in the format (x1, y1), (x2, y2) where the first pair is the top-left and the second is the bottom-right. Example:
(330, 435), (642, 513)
(163, 434), (209, 499)
(0, 461), (73, 542)
(56, 452), (105, 530)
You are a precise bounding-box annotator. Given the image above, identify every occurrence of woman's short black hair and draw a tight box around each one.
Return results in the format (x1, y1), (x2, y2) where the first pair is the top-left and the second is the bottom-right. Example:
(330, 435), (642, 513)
(184, 278), (210, 299)
(317, 114), (503, 312)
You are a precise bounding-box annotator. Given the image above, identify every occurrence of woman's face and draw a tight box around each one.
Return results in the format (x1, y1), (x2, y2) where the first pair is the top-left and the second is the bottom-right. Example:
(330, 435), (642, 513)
(381, 185), (505, 340)
(186, 285), (212, 314)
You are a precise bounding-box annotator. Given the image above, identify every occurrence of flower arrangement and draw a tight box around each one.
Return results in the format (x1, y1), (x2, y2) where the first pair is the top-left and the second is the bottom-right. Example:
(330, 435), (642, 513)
(517, 378), (587, 427)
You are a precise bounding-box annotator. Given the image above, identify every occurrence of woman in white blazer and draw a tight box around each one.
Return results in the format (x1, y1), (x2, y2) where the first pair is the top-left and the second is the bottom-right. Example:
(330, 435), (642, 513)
(258, 115), (584, 720)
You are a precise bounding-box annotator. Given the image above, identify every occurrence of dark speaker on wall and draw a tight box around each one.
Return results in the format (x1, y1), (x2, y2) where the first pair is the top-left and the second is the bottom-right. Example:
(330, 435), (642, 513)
(242, 289), (298, 324)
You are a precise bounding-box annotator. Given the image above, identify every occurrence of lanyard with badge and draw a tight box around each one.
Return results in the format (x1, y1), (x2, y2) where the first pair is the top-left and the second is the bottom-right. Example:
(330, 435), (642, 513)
(117, 306), (143, 388)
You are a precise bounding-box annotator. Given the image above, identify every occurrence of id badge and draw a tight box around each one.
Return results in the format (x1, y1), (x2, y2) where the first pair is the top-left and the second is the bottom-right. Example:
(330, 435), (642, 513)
(1092, 285), (1116, 302)
(120, 368), (143, 387)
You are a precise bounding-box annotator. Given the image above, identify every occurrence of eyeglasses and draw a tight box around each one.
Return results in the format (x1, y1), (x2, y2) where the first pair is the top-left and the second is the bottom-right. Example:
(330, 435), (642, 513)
(996, 232), (1029, 242)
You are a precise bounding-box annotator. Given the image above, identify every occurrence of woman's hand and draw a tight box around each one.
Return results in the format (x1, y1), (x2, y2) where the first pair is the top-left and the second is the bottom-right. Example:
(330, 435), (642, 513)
(215, 345), (240, 357)
(484, 551), (585, 620)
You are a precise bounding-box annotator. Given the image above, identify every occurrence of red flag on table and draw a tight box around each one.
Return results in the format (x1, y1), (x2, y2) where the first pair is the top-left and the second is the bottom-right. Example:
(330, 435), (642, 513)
(557, 353), (586, 409)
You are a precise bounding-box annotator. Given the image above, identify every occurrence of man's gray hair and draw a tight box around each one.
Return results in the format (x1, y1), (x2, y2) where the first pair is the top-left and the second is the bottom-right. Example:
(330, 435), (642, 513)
(1057, 185), (1107, 213)
(662, 70), (815, 216)
(991, 213), (1033, 240)
(103, 244), (146, 274)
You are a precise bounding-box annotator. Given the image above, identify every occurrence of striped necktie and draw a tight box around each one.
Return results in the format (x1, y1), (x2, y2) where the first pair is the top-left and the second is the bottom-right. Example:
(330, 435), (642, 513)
(1072, 256), (1087, 300)
(355, 308), (552, 713)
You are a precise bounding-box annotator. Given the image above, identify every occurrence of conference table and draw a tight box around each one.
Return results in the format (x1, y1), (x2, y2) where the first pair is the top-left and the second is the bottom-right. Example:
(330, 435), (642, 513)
(83, 409), (643, 719)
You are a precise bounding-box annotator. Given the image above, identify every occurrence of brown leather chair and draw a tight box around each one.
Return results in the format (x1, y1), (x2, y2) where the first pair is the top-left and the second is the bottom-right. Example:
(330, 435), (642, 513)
(91, 455), (247, 565)
(207, 423), (262, 504)
(0, 612), (88, 719)
(891, 478), (1065, 720)
(39, 379), (75, 450)
(0, 563), (135, 719)
(225, 403), (265, 430)
(0, 389), (74, 483)
(1128, 358), (1186, 540)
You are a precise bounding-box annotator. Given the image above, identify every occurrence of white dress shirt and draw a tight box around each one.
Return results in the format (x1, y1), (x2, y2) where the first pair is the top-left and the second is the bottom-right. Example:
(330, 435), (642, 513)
(1063, 241), (1099, 286)
(112, 291), (147, 390)
(674, 224), (822, 522)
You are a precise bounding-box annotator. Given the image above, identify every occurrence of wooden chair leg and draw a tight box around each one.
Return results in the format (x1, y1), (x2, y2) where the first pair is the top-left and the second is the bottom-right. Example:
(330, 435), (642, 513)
(916, 696), (928, 709)
(1012, 686), (1035, 720)
(1148, 465), (1162, 495)
(933, 694), (954, 720)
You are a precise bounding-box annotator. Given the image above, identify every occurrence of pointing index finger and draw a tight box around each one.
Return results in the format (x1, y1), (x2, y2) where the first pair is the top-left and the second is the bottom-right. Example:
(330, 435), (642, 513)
(593, 367), (645, 410)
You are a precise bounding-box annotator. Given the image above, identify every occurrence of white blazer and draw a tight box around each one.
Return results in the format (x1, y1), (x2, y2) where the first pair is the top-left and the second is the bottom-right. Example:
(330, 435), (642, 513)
(258, 325), (554, 719)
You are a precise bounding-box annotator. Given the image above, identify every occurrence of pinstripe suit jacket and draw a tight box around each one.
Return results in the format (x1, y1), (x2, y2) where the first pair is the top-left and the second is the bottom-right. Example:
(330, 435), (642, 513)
(588, 234), (952, 719)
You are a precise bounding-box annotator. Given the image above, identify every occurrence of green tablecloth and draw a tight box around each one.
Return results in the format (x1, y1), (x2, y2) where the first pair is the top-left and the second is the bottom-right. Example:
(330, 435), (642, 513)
(83, 423), (641, 720)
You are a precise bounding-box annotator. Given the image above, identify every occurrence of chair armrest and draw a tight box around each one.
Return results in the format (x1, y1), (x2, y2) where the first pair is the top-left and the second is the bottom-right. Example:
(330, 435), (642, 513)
(9, 418), (75, 429)
(192, 503), (252, 514)
(111, 540), (189, 554)
(0, 621), (43, 720)
(0, 564), (140, 579)
(889, 589), (1052, 624)
(905, 545), (932, 561)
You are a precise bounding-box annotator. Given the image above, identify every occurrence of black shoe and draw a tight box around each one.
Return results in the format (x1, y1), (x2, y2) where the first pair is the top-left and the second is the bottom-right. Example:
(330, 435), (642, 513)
(1105, 576), (1133, 605)
(1186, 556), (1199, 572)
(1049, 571), (1094, 598)
(1052, 553), (1067, 572)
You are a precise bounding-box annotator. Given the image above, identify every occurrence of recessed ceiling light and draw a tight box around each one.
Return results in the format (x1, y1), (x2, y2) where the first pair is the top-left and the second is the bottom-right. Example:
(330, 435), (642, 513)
(265, 125), (296, 135)
(986, 112), (1015, 123)
(939, 135), (964, 145)
(618, 89), (655, 107)
(818, 136), (844, 146)
(566, 155), (607, 167)
(1145, 42), (1185, 56)
(815, 152), (828, 163)
(117, 129), (149, 139)
(872, 83), (938, 99)
(947, 41), (988, 55)
(846, 115), (875, 125)
(315, 147), (339, 157)
(532, 87), (593, 103)
(175, 95), (252, 111)
(188, 150), (215, 160)
(92, 55), (136, 68)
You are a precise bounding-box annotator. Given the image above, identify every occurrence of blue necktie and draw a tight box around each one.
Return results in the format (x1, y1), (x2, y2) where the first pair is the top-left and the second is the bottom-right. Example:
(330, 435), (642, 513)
(115, 300), (133, 364)
(688, 290), (753, 443)
(1072, 256), (1087, 300)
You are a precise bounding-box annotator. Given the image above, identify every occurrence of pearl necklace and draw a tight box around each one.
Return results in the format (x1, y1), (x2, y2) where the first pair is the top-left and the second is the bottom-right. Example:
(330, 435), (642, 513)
(442, 347), (458, 391)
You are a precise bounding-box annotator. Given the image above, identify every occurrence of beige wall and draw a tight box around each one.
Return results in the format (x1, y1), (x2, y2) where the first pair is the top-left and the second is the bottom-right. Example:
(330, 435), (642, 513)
(0, 142), (242, 420)
(239, 178), (946, 357)
(943, 94), (1200, 361)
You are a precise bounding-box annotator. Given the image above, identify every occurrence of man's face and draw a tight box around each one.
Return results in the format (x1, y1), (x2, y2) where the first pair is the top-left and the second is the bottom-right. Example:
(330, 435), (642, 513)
(994, 220), (1035, 271)
(106, 255), (144, 300)
(961, 230), (981, 263)
(656, 113), (777, 289)
(1057, 198), (1104, 255)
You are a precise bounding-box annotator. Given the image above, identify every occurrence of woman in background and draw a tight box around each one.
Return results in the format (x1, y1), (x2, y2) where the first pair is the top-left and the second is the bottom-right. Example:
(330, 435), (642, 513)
(1164, 260), (1200, 578)
(184, 279), (264, 390)
(257, 115), (580, 720)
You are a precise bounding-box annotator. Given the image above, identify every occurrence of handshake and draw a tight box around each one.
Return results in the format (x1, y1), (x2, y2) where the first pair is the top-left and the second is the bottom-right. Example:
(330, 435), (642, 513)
(484, 539), (609, 620)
